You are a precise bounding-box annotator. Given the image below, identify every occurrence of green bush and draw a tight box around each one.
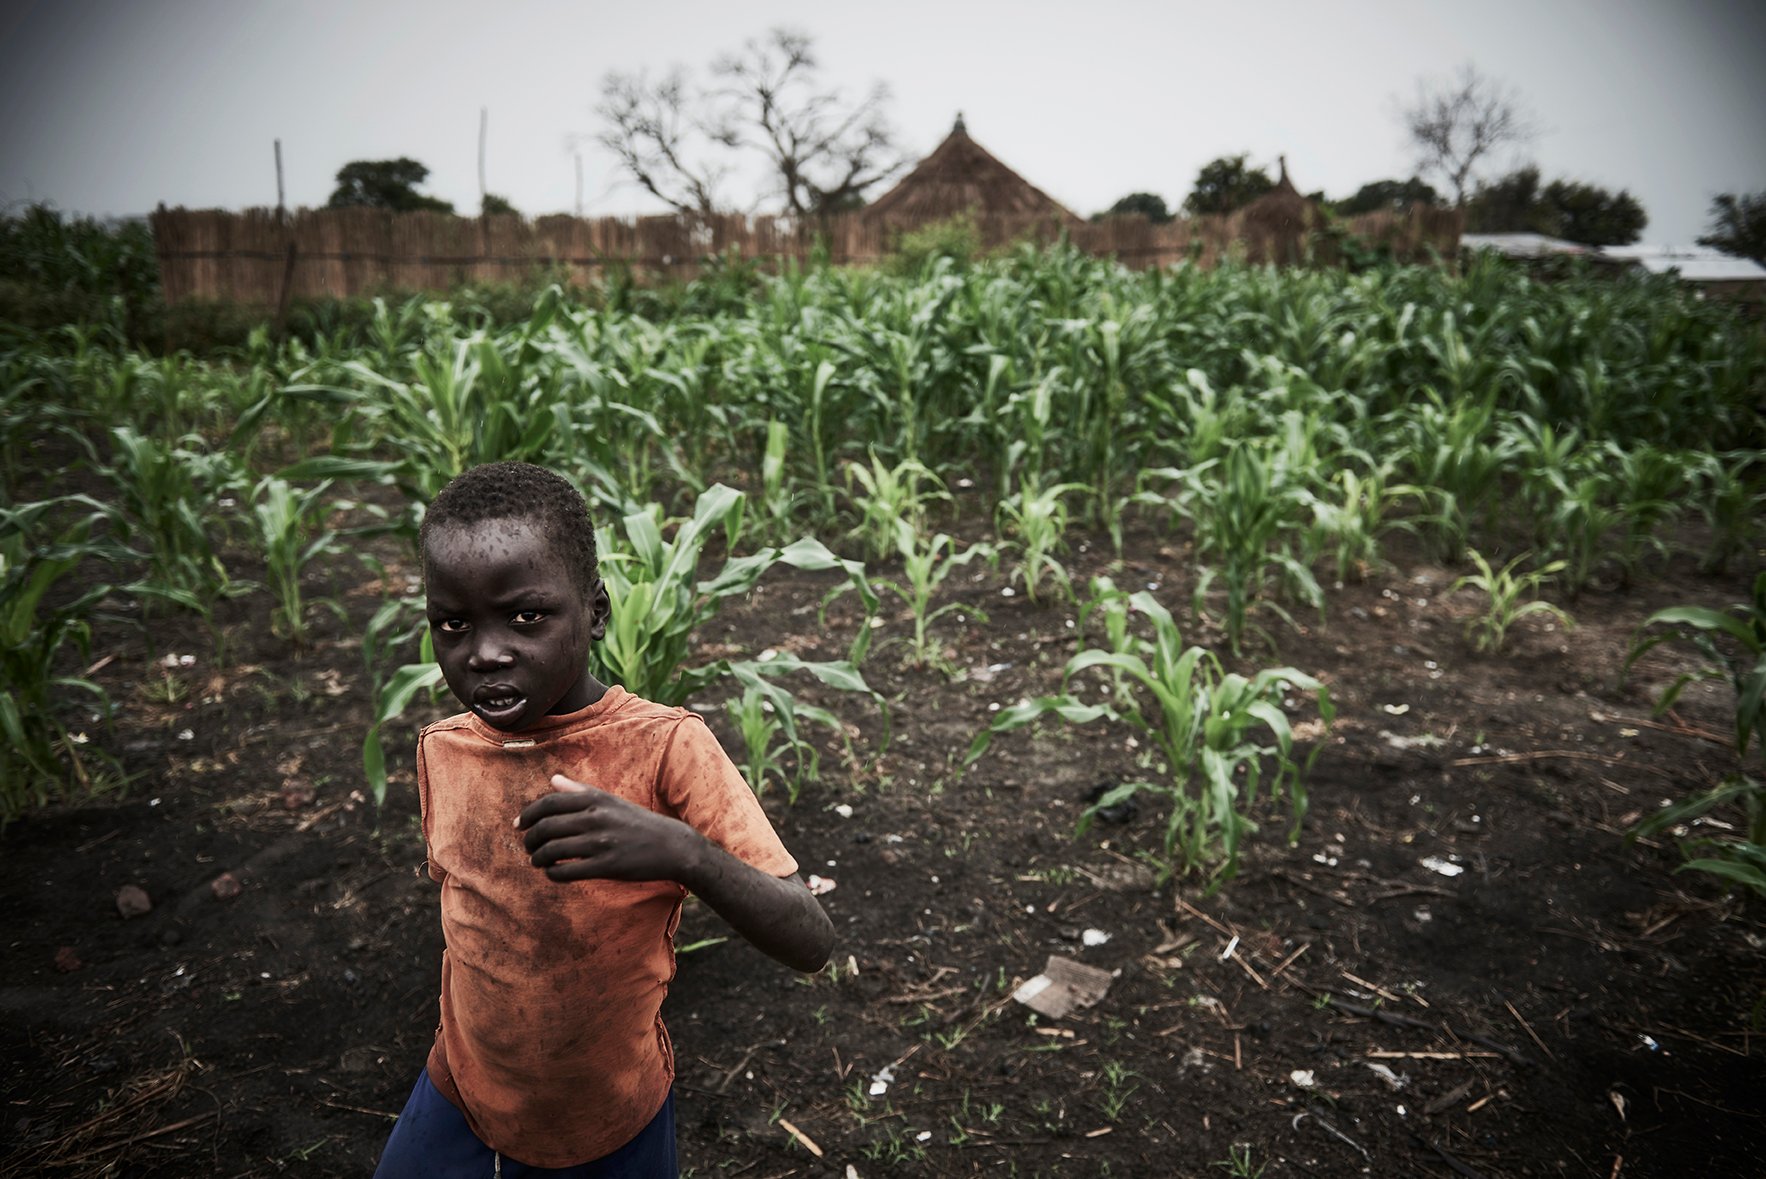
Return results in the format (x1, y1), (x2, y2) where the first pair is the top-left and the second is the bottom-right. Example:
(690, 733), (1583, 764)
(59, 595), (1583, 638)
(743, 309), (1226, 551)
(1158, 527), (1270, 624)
(887, 214), (980, 276)
(0, 204), (159, 344)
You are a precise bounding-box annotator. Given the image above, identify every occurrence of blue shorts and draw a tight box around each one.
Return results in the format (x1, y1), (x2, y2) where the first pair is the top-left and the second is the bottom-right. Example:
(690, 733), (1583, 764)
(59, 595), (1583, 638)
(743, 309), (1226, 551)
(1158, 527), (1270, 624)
(373, 1070), (677, 1178)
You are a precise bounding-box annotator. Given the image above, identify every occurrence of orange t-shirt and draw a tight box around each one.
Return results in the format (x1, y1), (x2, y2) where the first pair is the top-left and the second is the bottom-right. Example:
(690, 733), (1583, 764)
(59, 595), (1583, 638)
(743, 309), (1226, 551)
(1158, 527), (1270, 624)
(416, 685), (799, 1167)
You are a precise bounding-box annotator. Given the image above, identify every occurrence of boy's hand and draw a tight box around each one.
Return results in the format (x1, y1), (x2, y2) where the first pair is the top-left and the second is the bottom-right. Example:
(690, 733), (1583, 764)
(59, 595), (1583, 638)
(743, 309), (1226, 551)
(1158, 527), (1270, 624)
(516, 774), (704, 884)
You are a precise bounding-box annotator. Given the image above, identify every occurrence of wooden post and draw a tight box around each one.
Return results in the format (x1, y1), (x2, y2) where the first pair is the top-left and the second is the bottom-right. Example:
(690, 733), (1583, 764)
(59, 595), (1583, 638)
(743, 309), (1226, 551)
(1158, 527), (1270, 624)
(477, 107), (489, 280)
(273, 138), (296, 338)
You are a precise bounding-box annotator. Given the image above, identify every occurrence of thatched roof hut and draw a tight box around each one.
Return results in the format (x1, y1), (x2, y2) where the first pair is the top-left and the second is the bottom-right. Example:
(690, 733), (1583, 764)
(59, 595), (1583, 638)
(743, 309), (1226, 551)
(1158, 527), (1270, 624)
(863, 115), (1081, 229)
(1240, 156), (1325, 265)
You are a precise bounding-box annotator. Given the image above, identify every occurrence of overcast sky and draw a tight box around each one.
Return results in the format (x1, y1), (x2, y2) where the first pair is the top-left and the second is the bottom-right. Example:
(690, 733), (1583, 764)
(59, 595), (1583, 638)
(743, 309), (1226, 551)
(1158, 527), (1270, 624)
(2, 0), (1761, 244)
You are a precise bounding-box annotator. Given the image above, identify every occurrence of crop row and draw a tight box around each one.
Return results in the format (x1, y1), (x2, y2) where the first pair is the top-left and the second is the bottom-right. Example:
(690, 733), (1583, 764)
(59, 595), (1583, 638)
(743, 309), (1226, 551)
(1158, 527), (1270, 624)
(4, 245), (1763, 882)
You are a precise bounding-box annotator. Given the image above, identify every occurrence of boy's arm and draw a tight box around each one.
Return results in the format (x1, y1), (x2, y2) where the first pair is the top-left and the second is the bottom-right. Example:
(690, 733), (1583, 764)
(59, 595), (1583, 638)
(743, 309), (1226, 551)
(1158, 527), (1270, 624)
(679, 848), (834, 975)
(518, 775), (834, 974)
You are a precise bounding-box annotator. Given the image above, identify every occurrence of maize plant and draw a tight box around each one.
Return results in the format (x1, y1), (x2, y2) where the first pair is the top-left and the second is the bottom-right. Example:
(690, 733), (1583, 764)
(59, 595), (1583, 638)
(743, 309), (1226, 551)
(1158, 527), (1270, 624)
(1304, 460), (1416, 583)
(876, 518), (994, 673)
(996, 481), (1087, 604)
(592, 484), (877, 704)
(1142, 440), (1321, 655)
(1450, 549), (1573, 654)
(1624, 573), (1766, 897)
(248, 476), (344, 644)
(1689, 450), (1765, 575)
(967, 589), (1332, 890)
(724, 660), (850, 803)
(1382, 389), (1512, 565)
(99, 426), (241, 610)
(279, 301), (589, 538)
(844, 451), (950, 563)
(0, 497), (195, 819)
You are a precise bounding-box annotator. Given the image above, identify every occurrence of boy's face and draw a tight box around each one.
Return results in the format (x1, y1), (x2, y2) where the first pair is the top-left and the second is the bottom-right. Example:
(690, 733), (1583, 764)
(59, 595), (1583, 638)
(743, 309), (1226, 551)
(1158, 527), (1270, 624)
(423, 517), (610, 733)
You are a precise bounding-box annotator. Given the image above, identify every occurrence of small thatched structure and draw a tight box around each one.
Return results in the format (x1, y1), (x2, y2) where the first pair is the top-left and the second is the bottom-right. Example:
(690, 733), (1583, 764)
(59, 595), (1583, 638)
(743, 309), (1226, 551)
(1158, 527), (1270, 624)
(863, 114), (1081, 231)
(1240, 156), (1326, 265)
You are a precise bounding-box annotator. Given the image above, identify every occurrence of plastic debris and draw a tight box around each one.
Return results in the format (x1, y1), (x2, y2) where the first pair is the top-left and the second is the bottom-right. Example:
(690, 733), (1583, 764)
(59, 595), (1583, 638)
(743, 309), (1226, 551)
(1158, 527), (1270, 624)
(1290, 1069), (1317, 1089)
(1380, 730), (1444, 751)
(1365, 1062), (1408, 1090)
(1081, 928), (1111, 947)
(868, 1064), (895, 1097)
(1013, 955), (1115, 1019)
(806, 875), (837, 896)
(833, 804), (853, 819)
(1419, 856), (1464, 877)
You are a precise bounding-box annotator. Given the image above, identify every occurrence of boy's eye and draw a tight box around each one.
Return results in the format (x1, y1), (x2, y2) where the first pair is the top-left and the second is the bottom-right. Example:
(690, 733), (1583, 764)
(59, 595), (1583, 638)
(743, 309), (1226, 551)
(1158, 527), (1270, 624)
(435, 618), (469, 633)
(512, 610), (546, 625)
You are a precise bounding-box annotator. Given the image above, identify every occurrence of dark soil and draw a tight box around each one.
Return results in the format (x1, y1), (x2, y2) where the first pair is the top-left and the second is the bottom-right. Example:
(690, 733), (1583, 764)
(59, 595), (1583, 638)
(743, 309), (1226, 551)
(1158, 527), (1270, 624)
(3, 500), (1763, 1178)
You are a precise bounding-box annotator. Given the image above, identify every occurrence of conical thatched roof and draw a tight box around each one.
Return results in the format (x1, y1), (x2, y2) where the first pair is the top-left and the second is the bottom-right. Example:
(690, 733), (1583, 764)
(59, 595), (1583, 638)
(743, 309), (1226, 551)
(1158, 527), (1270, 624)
(1240, 156), (1325, 264)
(863, 115), (1080, 227)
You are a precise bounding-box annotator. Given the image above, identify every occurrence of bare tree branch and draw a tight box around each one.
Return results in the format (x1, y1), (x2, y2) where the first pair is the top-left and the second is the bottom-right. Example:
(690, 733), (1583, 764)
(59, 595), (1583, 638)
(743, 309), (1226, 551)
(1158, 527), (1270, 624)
(1400, 63), (1535, 206)
(595, 69), (734, 218)
(593, 30), (904, 219)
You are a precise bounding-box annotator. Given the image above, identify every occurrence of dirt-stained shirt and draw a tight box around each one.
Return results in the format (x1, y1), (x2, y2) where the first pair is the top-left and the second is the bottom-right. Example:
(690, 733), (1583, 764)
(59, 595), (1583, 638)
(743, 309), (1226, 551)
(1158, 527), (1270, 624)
(416, 685), (798, 1167)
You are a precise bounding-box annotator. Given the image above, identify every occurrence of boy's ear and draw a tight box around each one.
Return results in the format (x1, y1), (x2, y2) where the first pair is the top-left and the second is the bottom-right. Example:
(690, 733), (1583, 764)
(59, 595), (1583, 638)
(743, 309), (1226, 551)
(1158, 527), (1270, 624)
(587, 578), (611, 641)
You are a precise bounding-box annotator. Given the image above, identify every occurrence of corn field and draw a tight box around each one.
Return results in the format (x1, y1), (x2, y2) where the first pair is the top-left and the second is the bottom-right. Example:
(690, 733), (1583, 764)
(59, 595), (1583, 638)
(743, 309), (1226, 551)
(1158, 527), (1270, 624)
(4, 244), (1764, 873)
(9, 233), (1766, 1177)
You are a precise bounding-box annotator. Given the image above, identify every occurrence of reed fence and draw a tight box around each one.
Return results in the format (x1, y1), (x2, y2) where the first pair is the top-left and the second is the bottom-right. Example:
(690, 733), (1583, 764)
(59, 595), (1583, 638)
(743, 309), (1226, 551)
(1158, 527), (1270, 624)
(149, 204), (1462, 306)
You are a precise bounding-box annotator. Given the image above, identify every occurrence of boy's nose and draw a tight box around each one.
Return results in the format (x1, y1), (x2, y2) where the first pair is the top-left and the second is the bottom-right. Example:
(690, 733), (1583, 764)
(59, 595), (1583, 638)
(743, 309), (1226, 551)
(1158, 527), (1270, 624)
(466, 641), (514, 671)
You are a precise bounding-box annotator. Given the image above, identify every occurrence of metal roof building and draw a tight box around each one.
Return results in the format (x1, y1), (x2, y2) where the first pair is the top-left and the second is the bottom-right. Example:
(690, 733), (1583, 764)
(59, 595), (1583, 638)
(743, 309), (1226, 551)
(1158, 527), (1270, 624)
(1597, 244), (1766, 283)
(1460, 232), (1592, 258)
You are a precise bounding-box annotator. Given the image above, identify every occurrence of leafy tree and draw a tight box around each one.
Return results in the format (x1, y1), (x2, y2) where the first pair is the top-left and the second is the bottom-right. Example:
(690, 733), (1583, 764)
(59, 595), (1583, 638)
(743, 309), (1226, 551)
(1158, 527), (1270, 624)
(1463, 166), (1545, 234)
(1181, 155), (1273, 216)
(327, 158), (455, 212)
(597, 28), (904, 217)
(1542, 179), (1646, 246)
(1098, 192), (1174, 223)
(1465, 167), (1647, 246)
(481, 193), (518, 216)
(1698, 191), (1766, 263)
(1336, 177), (1438, 216)
(1399, 63), (1533, 205)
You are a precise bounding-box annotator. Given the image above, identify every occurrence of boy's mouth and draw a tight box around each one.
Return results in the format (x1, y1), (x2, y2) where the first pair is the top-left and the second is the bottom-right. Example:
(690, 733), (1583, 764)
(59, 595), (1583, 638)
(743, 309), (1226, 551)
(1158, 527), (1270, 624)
(473, 686), (527, 728)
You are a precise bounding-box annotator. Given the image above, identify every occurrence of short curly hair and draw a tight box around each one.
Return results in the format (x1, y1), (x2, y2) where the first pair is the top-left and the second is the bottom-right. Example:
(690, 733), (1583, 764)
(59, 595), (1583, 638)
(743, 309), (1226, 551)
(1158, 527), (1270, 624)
(420, 462), (599, 597)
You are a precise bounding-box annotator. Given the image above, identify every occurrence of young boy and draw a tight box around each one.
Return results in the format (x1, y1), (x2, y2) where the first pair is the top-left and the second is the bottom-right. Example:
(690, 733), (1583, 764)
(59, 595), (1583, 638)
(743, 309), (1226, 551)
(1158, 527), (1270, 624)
(375, 462), (834, 1178)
